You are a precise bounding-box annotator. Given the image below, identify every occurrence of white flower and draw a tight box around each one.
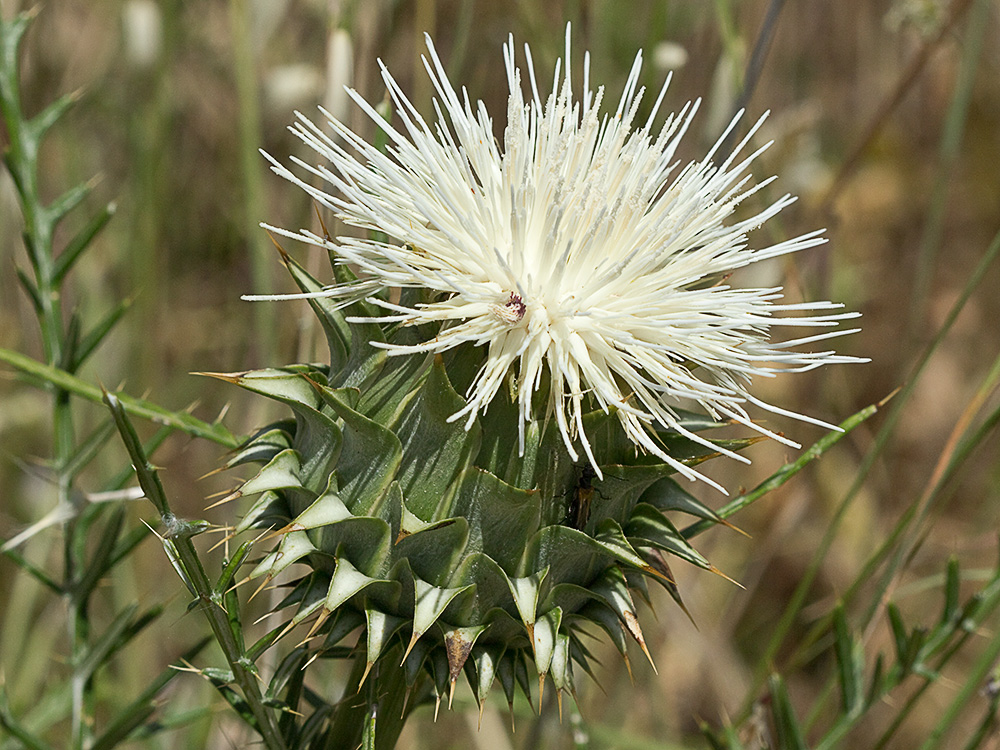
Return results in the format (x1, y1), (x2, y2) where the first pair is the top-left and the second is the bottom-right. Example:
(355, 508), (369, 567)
(258, 28), (865, 493)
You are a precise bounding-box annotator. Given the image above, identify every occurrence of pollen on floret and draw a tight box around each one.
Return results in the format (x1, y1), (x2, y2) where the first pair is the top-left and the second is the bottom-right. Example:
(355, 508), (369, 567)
(490, 292), (527, 325)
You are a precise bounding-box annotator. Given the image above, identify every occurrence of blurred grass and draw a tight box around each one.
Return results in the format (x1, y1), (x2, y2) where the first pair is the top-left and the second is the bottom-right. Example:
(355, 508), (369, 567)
(2, 0), (1000, 748)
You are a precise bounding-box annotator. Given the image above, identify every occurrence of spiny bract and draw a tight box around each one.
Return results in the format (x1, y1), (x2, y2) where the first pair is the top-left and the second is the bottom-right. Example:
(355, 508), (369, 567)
(224, 252), (754, 718)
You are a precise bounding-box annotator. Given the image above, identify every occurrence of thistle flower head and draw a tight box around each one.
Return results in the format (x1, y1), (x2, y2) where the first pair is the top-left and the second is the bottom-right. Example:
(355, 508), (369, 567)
(261, 28), (863, 492)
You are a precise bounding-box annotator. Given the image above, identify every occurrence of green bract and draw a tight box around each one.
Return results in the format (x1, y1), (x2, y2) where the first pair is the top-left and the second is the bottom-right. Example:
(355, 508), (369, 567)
(224, 250), (752, 717)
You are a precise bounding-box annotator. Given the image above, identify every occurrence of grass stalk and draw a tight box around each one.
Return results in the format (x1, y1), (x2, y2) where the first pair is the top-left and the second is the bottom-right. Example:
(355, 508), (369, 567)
(229, 0), (277, 361)
(742, 226), (1000, 718)
(907, 0), (992, 335)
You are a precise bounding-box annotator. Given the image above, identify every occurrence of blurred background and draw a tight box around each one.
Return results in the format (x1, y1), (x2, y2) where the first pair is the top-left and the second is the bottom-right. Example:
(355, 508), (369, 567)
(2, 0), (999, 747)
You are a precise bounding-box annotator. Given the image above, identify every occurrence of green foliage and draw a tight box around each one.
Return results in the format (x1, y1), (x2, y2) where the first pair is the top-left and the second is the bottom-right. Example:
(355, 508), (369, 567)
(701, 554), (1000, 749)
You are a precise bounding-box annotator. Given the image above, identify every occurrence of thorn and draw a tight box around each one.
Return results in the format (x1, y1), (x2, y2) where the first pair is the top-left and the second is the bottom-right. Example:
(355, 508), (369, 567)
(358, 660), (374, 689)
(192, 371), (245, 383)
(303, 650), (322, 670)
(557, 689), (563, 722)
(302, 609), (330, 642)
(433, 694), (441, 722)
(641, 564), (670, 583)
(267, 229), (291, 260)
(275, 617), (298, 643)
(877, 386), (900, 408)
(400, 631), (421, 665)
(508, 701), (516, 733)
(675, 597), (698, 630)
(207, 529), (237, 553)
(313, 203), (333, 242)
(478, 700), (485, 731)
(537, 674), (545, 709)
(709, 565), (745, 589)
(623, 610), (658, 675)
(205, 490), (242, 510)
(200, 464), (231, 480)
(637, 639), (658, 675)
(141, 519), (165, 541)
(401, 685), (412, 719)
(259, 523), (304, 543)
(448, 677), (457, 709)
(248, 576), (272, 603)
(173, 658), (202, 674)
(623, 653), (634, 685)
(251, 526), (276, 545)
(252, 610), (281, 626)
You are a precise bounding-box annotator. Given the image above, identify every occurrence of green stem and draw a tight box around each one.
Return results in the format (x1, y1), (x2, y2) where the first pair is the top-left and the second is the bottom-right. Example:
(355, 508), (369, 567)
(683, 403), (878, 539)
(104, 392), (288, 750)
(172, 532), (289, 750)
(0, 347), (239, 448)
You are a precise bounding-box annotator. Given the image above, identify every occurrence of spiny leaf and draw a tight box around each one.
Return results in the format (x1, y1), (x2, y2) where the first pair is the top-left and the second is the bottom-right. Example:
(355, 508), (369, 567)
(448, 552), (514, 624)
(531, 607), (563, 690)
(73, 298), (131, 371)
(441, 624), (487, 707)
(249, 530), (317, 580)
(323, 556), (398, 615)
(53, 201), (116, 284)
(46, 181), (91, 225)
(365, 609), (407, 673)
(313, 385), (401, 516)
(505, 568), (547, 638)
(392, 518), (469, 587)
(28, 90), (78, 142)
(279, 247), (351, 376)
(330, 262), (388, 391)
(405, 577), (474, 661)
(227, 422), (295, 469)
